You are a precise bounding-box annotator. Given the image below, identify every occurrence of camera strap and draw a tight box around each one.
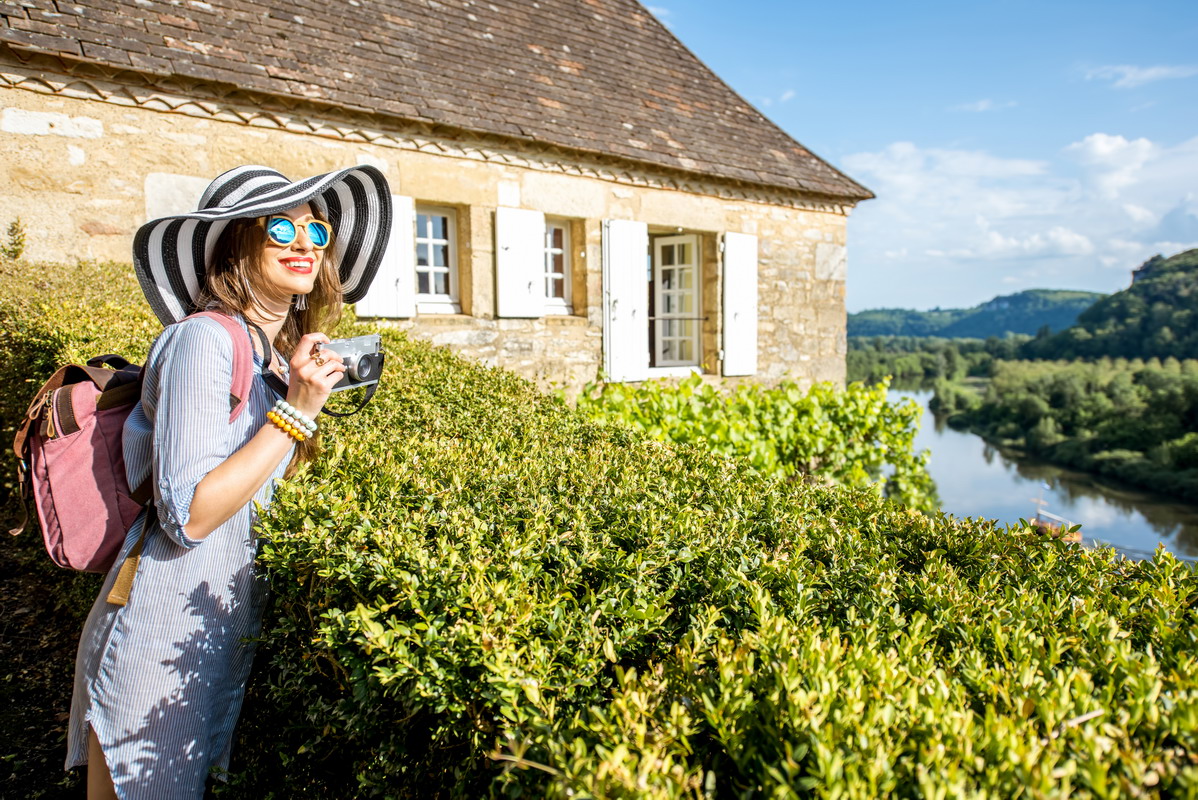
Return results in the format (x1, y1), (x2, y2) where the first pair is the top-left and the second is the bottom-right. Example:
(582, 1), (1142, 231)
(320, 350), (383, 417)
(318, 378), (379, 417)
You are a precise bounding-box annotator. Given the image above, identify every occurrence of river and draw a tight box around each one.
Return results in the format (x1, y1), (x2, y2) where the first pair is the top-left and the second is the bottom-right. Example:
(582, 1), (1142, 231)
(895, 390), (1198, 564)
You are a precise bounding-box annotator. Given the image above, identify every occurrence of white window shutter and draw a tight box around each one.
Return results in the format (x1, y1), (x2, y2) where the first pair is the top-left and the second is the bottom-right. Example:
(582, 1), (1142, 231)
(496, 206), (546, 318)
(722, 231), (758, 376)
(356, 195), (416, 318)
(602, 219), (649, 382)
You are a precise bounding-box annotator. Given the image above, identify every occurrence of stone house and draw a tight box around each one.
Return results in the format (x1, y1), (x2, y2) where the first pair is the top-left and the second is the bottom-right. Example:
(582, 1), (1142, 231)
(0, 0), (872, 389)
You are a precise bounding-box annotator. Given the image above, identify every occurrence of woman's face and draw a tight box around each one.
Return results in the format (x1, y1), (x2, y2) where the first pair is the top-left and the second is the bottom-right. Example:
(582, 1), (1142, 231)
(256, 202), (325, 305)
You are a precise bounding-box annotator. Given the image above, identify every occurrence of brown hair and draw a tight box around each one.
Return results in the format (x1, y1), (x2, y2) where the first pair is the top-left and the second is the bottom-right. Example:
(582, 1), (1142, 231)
(195, 210), (343, 469)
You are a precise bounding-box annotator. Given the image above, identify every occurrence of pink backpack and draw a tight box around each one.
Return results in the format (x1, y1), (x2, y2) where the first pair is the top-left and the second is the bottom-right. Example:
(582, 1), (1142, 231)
(9, 312), (258, 578)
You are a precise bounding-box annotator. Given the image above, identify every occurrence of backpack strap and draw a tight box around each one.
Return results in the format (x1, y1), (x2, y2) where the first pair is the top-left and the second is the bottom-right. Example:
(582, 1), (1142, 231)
(105, 505), (154, 606)
(187, 311), (256, 423)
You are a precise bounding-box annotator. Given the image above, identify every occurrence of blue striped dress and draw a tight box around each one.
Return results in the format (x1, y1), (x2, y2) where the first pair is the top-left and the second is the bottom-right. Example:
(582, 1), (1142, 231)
(66, 314), (293, 798)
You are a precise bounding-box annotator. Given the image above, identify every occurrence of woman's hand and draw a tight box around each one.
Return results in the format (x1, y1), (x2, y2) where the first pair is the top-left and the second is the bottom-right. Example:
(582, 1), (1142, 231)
(286, 332), (346, 419)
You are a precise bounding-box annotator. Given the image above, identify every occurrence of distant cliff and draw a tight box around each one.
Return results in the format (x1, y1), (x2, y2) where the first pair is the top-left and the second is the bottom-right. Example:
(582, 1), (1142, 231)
(849, 289), (1105, 339)
(1022, 249), (1198, 359)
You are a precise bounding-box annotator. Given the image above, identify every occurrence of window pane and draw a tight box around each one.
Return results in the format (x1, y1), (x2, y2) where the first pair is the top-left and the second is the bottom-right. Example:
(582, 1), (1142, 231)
(661, 268), (673, 290)
(661, 245), (674, 267)
(432, 214), (448, 239)
(417, 272), (430, 294)
(433, 244), (448, 267)
(417, 213), (430, 234)
(416, 243), (429, 267)
(434, 272), (448, 295)
(551, 226), (564, 249)
(677, 243), (690, 264)
(680, 269), (693, 289)
(680, 320), (694, 339)
(681, 293), (693, 314)
(678, 339), (692, 361)
(552, 252), (564, 276)
(552, 276), (565, 299)
(662, 339), (675, 361)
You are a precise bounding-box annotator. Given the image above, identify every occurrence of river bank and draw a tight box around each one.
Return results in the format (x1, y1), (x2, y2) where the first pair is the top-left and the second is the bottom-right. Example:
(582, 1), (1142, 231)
(897, 390), (1198, 563)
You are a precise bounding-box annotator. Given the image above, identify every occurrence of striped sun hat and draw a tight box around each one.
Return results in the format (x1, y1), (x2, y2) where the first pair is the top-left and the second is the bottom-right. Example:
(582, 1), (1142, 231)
(132, 164), (393, 326)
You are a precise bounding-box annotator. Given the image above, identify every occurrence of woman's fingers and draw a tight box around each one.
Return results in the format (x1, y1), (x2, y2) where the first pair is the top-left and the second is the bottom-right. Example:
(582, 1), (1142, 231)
(291, 332), (331, 371)
(287, 332), (347, 416)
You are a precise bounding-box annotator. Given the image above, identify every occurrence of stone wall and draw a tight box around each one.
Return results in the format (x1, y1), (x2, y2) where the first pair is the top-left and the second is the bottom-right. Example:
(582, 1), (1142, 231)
(0, 64), (851, 391)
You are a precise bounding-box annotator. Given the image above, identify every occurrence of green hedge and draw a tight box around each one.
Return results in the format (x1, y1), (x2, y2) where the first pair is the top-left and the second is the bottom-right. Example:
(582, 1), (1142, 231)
(2, 258), (1197, 798)
(574, 374), (938, 510)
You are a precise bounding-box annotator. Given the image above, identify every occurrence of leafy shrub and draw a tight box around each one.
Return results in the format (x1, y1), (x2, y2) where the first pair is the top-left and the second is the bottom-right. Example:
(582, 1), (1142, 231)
(3, 260), (1197, 798)
(1, 218), (26, 260)
(574, 374), (937, 510)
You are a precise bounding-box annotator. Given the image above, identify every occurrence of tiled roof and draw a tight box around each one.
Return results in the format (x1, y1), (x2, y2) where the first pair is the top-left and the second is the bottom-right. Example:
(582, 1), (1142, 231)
(0, 0), (873, 201)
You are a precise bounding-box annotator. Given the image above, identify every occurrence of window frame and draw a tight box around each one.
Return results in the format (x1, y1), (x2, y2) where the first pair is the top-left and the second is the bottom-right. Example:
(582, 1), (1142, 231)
(414, 204), (460, 314)
(650, 233), (702, 368)
(543, 218), (572, 315)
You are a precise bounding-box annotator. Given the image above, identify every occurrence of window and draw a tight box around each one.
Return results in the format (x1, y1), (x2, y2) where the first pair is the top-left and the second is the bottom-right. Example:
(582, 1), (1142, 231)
(650, 234), (701, 367)
(415, 206), (458, 313)
(543, 219), (571, 314)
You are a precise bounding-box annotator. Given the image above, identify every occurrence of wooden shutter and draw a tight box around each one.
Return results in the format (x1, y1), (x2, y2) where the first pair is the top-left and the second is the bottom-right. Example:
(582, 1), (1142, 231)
(496, 206), (546, 318)
(602, 219), (649, 382)
(722, 231), (758, 376)
(356, 195), (416, 318)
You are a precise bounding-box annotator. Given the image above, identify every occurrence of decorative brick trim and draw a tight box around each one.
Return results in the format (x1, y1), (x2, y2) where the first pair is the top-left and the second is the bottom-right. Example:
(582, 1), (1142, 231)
(0, 47), (855, 216)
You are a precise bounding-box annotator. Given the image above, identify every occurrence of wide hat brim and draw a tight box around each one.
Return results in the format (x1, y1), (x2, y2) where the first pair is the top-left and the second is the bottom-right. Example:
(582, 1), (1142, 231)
(132, 165), (393, 326)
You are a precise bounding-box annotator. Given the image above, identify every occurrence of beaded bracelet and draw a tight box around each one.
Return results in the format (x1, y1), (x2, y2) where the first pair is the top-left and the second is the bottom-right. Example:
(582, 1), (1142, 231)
(267, 410), (308, 441)
(268, 400), (318, 442)
(273, 400), (319, 435)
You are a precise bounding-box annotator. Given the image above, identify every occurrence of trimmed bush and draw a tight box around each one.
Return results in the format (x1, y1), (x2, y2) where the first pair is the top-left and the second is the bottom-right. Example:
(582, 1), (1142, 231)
(574, 374), (938, 510)
(3, 259), (1197, 798)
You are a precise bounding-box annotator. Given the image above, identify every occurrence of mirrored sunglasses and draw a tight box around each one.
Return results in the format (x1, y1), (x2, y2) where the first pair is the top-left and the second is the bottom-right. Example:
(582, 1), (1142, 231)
(265, 217), (333, 250)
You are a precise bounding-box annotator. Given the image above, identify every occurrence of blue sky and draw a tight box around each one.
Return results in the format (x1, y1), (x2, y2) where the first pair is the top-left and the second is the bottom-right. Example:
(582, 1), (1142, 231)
(649, 1), (1198, 311)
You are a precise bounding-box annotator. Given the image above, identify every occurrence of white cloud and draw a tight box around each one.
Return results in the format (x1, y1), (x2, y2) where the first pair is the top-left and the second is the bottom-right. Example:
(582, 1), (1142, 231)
(1065, 132), (1155, 198)
(1086, 64), (1198, 89)
(952, 99), (1016, 112)
(929, 218), (1093, 260)
(1122, 203), (1156, 224)
(844, 135), (1198, 309)
(759, 88), (797, 108)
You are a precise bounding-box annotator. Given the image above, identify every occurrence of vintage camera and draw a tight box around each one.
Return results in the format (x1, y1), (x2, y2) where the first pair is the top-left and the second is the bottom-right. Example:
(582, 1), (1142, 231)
(317, 334), (385, 392)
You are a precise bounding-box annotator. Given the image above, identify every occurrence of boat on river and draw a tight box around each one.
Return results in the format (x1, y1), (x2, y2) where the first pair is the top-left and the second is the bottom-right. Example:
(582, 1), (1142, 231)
(1030, 491), (1081, 543)
(1030, 507), (1082, 543)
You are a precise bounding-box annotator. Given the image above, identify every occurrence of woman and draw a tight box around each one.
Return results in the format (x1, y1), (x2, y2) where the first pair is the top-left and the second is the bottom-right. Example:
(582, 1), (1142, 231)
(65, 165), (393, 799)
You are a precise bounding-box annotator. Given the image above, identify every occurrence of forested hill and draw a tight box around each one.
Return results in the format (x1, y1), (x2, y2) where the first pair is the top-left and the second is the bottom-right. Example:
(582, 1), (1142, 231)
(848, 288), (1105, 338)
(1022, 249), (1198, 359)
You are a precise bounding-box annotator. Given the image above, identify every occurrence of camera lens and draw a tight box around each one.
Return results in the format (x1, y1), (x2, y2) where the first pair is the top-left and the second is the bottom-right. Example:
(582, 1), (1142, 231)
(354, 353), (381, 382)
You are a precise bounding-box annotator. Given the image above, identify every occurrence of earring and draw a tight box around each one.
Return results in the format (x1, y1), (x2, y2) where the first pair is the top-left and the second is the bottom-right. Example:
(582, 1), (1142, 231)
(294, 293), (308, 312)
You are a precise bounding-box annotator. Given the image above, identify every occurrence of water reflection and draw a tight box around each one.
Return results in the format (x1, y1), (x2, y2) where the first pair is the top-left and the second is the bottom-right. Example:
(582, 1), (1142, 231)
(896, 390), (1198, 563)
